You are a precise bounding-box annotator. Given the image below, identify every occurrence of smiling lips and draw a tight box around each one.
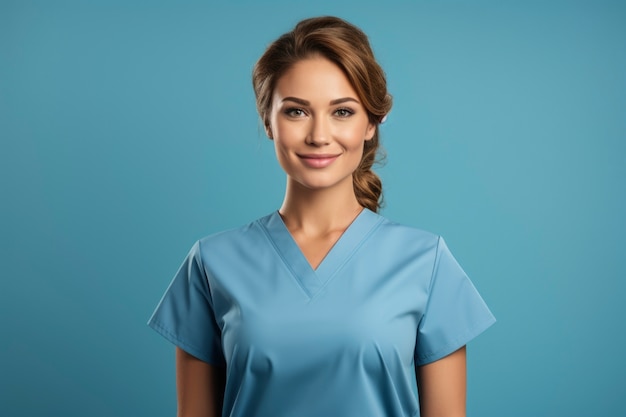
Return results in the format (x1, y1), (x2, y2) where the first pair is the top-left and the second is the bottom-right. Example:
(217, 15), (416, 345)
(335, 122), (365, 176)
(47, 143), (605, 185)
(298, 153), (341, 168)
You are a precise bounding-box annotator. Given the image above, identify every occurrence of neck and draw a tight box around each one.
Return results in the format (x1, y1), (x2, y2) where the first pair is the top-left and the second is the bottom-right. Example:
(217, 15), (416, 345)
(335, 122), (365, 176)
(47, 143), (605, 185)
(279, 177), (363, 233)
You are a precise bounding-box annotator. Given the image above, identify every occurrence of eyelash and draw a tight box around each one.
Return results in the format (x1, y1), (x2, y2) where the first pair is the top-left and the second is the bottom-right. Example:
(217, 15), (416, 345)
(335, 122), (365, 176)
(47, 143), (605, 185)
(284, 107), (306, 117)
(283, 107), (355, 118)
(334, 107), (354, 118)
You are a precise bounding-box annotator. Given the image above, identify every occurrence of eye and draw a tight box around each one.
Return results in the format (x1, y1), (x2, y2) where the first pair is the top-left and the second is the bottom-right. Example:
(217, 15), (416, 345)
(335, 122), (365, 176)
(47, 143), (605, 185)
(284, 107), (306, 118)
(334, 107), (354, 118)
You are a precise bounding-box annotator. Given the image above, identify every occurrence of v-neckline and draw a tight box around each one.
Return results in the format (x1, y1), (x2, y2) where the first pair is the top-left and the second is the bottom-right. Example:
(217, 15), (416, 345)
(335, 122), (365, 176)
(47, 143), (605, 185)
(259, 209), (383, 298)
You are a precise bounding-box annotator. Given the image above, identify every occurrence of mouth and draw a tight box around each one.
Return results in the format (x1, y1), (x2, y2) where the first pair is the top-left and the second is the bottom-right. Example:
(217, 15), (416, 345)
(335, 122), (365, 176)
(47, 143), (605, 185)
(297, 153), (341, 168)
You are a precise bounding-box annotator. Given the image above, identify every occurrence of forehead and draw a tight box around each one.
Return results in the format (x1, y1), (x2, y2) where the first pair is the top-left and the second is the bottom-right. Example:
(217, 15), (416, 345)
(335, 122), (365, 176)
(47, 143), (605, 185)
(273, 57), (359, 102)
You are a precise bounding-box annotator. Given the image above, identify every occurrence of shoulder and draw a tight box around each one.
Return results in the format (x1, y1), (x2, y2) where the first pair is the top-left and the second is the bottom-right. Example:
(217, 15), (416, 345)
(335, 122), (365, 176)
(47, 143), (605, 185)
(194, 212), (275, 257)
(373, 212), (441, 251)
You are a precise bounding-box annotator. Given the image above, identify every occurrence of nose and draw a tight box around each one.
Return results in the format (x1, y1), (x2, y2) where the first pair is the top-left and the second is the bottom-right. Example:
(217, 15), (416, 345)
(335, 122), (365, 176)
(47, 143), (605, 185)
(306, 116), (330, 146)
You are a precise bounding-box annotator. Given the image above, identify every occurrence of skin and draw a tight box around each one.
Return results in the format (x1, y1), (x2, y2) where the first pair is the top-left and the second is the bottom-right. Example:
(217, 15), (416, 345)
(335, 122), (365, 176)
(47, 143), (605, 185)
(175, 55), (467, 417)
(175, 348), (224, 417)
(417, 346), (467, 417)
(267, 56), (375, 269)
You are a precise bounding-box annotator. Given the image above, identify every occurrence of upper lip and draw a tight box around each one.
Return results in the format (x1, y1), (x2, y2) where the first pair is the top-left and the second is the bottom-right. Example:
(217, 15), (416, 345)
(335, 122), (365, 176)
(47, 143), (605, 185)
(297, 153), (341, 159)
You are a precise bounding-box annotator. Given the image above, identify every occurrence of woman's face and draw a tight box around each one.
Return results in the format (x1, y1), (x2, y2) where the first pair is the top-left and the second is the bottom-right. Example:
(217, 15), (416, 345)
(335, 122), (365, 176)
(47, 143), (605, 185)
(268, 56), (375, 192)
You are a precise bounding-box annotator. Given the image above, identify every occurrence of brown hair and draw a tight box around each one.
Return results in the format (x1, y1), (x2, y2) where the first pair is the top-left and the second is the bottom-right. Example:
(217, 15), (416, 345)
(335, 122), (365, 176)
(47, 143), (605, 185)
(252, 16), (392, 212)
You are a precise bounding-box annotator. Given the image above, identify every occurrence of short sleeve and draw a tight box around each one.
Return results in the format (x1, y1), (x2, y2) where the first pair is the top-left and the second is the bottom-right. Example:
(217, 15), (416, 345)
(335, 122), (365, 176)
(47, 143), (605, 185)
(415, 237), (496, 366)
(147, 241), (225, 365)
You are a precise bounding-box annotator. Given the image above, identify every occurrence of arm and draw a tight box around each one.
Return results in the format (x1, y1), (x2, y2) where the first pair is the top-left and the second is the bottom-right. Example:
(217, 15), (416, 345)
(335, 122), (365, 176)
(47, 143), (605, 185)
(416, 346), (467, 417)
(176, 347), (225, 417)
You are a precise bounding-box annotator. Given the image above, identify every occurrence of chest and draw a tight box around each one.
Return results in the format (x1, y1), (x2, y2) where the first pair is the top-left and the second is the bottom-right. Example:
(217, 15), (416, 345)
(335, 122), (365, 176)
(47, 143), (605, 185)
(208, 239), (432, 372)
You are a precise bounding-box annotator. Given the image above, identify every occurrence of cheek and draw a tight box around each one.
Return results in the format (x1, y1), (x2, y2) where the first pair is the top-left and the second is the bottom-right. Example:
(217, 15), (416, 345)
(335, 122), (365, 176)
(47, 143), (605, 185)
(273, 138), (290, 162)
(336, 125), (369, 150)
(272, 131), (299, 167)
(273, 119), (306, 142)
(272, 140), (292, 175)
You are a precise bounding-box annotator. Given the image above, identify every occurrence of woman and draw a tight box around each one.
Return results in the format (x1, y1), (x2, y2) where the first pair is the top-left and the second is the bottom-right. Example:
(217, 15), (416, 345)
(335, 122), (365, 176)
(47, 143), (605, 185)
(149, 16), (495, 417)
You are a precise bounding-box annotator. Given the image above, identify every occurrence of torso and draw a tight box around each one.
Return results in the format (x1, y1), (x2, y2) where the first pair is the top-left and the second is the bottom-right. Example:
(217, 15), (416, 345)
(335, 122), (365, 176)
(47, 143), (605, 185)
(150, 208), (495, 417)
(201, 209), (435, 416)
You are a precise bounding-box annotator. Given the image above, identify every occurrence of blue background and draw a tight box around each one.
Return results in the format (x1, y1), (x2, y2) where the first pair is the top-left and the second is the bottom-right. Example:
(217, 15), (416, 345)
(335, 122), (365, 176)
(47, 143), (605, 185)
(2, 1), (625, 416)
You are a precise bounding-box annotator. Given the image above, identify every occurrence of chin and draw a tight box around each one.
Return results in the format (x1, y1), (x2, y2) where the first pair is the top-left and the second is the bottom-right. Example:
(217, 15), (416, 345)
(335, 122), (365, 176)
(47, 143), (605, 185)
(292, 174), (354, 192)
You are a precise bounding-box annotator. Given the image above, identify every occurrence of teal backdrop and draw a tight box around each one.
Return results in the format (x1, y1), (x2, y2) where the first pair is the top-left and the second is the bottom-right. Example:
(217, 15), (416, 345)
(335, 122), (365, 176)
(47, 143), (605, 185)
(2, 1), (625, 416)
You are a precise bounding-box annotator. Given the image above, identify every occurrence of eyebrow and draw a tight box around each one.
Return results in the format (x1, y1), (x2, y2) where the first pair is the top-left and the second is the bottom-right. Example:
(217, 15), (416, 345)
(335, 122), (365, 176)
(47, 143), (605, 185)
(281, 96), (360, 106)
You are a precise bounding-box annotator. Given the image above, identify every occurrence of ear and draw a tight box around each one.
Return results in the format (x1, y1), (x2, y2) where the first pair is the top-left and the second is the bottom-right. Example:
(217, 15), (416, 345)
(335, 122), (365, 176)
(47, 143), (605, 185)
(265, 123), (273, 140)
(364, 122), (376, 141)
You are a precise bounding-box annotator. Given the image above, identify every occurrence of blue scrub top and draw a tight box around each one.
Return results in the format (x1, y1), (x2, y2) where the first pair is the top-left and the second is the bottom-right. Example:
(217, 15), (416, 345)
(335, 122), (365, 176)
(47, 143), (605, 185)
(149, 209), (495, 417)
